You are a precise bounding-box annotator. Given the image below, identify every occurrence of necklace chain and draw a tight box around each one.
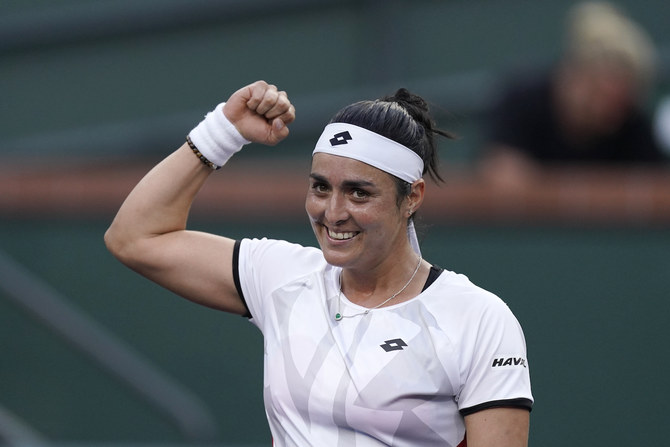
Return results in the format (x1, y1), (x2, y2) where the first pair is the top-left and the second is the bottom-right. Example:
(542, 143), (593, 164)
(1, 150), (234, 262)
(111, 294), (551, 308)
(334, 256), (422, 321)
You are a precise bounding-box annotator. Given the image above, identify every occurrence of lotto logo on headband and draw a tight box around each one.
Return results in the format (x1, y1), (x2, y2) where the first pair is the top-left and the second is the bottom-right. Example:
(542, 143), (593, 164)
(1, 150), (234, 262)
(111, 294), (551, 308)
(329, 131), (352, 146)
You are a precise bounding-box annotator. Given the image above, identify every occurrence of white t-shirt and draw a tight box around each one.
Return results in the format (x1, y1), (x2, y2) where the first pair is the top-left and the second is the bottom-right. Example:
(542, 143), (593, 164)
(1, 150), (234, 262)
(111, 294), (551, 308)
(235, 238), (533, 447)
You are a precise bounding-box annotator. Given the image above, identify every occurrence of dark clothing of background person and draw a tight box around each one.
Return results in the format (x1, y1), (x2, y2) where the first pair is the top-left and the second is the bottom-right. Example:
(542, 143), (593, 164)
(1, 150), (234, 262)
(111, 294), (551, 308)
(485, 68), (666, 165)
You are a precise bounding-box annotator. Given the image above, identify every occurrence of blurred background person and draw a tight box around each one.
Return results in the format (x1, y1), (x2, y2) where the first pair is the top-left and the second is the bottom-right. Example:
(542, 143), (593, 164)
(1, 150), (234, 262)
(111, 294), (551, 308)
(478, 1), (667, 190)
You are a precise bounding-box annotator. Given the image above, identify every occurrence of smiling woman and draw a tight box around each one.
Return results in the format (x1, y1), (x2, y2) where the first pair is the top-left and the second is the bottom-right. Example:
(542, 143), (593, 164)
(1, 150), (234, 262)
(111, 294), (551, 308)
(306, 154), (413, 272)
(104, 80), (533, 446)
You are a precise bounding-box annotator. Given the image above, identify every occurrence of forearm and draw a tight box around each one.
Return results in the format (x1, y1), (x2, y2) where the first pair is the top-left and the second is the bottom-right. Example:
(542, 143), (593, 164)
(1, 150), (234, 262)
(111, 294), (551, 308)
(104, 143), (211, 260)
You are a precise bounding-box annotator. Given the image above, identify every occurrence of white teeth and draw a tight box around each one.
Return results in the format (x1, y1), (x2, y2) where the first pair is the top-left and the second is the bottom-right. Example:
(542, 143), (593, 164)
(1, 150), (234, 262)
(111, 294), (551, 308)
(328, 228), (356, 240)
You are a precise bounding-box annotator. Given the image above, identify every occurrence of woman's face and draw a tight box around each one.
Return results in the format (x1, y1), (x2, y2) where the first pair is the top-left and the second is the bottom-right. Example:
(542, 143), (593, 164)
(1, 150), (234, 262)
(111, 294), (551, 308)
(305, 153), (409, 270)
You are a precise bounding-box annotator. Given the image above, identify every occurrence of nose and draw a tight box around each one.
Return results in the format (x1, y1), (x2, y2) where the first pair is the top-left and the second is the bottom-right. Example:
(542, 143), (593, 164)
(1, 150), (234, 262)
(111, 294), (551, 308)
(324, 193), (349, 225)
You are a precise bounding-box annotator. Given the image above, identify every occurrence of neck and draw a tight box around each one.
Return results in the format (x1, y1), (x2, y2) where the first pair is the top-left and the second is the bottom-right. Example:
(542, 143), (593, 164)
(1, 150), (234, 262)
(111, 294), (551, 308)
(340, 253), (424, 308)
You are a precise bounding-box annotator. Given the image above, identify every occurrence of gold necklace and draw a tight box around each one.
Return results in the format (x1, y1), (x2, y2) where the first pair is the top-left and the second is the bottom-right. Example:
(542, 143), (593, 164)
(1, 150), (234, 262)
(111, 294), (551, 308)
(334, 256), (422, 321)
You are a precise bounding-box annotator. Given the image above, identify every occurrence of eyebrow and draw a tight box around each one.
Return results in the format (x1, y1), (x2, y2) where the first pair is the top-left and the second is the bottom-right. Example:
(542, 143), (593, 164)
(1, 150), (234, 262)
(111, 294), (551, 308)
(309, 173), (328, 183)
(309, 173), (376, 189)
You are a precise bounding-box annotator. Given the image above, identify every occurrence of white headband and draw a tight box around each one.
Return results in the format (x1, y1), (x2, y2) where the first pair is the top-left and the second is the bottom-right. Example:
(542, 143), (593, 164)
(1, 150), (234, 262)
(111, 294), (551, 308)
(312, 123), (424, 183)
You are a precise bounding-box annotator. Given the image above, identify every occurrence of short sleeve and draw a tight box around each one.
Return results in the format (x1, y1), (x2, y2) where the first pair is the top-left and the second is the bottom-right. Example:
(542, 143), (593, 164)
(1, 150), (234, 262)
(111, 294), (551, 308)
(457, 297), (533, 415)
(235, 238), (324, 331)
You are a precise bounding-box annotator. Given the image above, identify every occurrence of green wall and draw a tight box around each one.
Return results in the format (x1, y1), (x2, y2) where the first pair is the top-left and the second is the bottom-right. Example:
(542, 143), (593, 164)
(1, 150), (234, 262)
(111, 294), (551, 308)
(1, 219), (669, 445)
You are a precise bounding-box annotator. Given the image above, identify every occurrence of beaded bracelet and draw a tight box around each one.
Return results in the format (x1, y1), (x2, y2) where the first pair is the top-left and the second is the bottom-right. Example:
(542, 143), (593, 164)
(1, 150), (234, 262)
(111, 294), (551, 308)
(186, 134), (221, 170)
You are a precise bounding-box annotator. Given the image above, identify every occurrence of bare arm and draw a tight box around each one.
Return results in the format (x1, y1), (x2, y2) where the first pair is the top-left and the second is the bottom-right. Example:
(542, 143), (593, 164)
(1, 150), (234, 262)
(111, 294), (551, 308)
(104, 80), (295, 314)
(465, 407), (530, 447)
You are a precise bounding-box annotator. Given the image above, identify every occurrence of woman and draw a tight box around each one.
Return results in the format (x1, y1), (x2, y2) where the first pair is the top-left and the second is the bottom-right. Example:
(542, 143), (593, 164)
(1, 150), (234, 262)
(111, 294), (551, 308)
(105, 80), (533, 446)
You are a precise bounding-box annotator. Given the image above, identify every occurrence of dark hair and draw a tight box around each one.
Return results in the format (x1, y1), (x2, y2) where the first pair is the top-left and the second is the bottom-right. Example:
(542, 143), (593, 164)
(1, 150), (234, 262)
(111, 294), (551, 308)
(329, 88), (455, 200)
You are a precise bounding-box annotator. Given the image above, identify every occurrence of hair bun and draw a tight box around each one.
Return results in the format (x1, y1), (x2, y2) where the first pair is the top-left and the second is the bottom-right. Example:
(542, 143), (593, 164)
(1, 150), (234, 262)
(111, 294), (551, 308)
(390, 88), (430, 116)
(329, 88), (456, 183)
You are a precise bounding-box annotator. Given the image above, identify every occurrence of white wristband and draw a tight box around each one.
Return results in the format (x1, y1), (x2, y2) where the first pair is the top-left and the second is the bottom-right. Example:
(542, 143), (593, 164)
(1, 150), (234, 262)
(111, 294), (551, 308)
(188, 102), (251, 168)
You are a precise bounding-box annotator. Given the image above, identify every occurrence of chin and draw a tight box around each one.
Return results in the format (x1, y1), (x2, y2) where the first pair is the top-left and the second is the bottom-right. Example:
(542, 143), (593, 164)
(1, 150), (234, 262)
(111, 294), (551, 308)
(319, 246), (345, 265)
(319, 246), (355, 268)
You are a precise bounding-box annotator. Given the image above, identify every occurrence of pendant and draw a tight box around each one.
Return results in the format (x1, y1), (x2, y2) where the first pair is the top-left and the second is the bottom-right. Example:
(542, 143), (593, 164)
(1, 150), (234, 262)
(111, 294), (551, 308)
(335, 313), (342, 321)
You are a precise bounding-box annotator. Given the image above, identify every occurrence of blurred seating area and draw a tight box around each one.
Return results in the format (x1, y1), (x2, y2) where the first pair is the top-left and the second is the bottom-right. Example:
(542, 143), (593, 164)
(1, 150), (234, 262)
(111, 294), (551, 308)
(2, 0), (670, 225)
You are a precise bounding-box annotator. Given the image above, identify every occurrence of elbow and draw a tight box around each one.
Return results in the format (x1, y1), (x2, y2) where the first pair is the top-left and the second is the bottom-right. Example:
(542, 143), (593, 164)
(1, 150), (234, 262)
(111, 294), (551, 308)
(104, 221), (161, 274)
(104, 223), (137, 266)
(103, 226), (118, 255)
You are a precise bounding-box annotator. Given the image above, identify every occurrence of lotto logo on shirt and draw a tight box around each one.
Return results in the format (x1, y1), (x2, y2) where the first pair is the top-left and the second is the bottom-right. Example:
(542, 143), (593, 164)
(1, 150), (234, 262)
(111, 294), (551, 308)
(491, 356), (527, 368)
